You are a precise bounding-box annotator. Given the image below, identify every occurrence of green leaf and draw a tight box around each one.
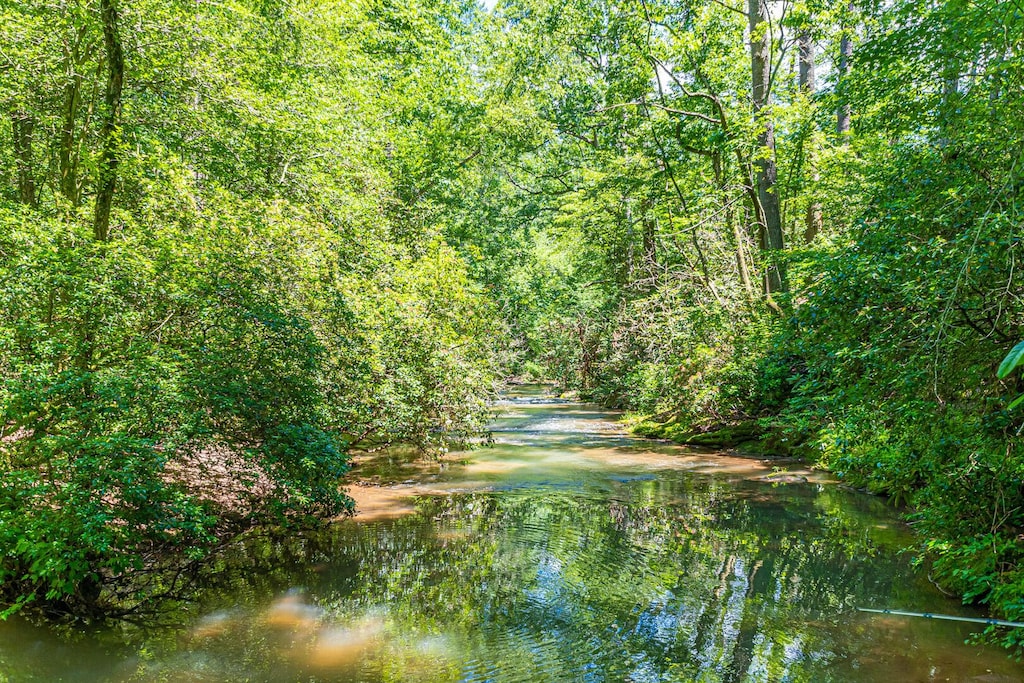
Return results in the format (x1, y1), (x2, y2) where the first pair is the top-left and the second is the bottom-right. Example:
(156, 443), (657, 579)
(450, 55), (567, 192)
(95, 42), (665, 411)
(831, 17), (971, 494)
(1009, 394), (1024, 411)
(997, 341), (1024, 379)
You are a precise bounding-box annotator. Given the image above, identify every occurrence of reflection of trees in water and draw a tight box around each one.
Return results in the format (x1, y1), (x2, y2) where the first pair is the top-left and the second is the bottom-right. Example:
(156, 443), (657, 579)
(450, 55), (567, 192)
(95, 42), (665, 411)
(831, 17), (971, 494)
(48, 476), (908, 681)
(4, 473), (992, 681)
(308, 478), (909, 682)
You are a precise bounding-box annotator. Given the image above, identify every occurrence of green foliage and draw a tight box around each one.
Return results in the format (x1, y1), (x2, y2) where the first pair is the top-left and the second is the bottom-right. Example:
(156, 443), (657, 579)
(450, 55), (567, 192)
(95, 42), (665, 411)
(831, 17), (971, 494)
(0, 0), (504, 616)
(999, 341), (1024, 412)
(997, 342), (1024, 380)
(455, 0), (1024, 651)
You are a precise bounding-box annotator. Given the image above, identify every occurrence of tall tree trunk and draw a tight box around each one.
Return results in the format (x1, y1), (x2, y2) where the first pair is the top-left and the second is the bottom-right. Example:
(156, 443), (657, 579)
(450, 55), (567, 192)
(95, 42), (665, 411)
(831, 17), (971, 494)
(837, 2), (854, 138)
(642, 212), (658, 286)
(59, 72), (83, 205)
(748, 0), (786, 294)
(11, 111), (36, 206)
(624, 197), (634, 282)
(714, 152), (754, 299)
(93, 0), (124, 242)
(940, 62), (959, 141)
(799, 30), (822, 242)
(59, 25), (90, 206)
(799, 31), (816, 93)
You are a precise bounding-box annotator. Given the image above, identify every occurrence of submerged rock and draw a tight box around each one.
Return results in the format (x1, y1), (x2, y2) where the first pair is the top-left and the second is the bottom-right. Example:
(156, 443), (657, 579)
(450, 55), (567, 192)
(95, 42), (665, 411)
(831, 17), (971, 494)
(189, 610), (236, 640)
(264, 592), (323, 632)
(750, 472), (809, 484)
(307, 615), (386, 669)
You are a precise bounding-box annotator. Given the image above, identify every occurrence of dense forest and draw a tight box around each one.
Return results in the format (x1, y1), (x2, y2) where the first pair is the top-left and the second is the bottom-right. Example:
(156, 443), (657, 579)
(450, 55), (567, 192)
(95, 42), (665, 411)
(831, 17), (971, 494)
(1, 0), (1023, 653)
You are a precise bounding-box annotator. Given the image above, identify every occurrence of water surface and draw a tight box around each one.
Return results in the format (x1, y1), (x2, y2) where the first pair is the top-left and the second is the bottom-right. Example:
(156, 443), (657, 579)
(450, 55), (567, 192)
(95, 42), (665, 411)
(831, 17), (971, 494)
(1, 386), (1020, 682)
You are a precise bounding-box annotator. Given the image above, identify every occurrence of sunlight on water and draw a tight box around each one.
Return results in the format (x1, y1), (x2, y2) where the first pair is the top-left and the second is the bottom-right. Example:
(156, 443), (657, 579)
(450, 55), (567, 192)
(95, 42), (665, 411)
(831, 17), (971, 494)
(0, 385), (1020, 682)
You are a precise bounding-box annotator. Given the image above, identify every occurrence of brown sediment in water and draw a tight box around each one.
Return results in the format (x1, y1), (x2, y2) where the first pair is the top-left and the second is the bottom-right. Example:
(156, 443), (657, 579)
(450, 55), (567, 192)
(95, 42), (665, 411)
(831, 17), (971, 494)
(339, 395), (839, 521)
(188, 611), (236, 641)
(344, 484), (436, 521)
(189, 595), (392, 673)
(307, 616), (386, 669)
(263, 593), (323, 632)
(344, 452), (831, 523)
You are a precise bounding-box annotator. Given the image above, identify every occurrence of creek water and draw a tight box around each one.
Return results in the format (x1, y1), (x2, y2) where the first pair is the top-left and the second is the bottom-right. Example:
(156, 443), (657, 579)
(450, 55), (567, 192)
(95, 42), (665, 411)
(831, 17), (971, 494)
(1, 385), (1021, 682)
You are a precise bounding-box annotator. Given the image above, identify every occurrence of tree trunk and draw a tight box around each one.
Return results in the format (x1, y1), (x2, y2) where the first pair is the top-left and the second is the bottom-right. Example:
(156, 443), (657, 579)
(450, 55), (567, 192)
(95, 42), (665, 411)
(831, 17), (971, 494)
(837, 2), (854, 138)
(11, 111), (36, 206)
(624, 197), (634, 282)
(642, 213), (658, 283)
(60, 72), (83, 205)
(59, 25), (91, 206)
(748, 0), (786, 294)
(714, 152), (754, 299)
(93, 0), (124, 242)
(799, 30), (822, 242)
(798, 31), (816, 93)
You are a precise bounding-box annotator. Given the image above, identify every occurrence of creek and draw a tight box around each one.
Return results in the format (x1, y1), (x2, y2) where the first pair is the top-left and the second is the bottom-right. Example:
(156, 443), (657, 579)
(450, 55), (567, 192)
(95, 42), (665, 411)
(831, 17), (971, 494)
(0, 385), (1019, 682)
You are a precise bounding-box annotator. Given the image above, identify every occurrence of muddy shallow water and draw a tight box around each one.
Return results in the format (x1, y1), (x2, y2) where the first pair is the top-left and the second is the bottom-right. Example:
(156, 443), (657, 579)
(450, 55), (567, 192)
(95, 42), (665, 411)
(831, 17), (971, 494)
(1, 385), (1021, 682)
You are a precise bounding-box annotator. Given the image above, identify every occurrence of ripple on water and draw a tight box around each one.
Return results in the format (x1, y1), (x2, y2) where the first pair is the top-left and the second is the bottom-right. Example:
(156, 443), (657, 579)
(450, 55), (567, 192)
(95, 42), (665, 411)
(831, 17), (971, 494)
(1, 390), (1021, 682)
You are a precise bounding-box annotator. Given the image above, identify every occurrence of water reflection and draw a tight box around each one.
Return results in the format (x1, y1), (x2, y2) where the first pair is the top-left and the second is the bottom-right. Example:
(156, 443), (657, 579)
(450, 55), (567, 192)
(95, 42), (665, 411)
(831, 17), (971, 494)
(0, 386), (1020, 681)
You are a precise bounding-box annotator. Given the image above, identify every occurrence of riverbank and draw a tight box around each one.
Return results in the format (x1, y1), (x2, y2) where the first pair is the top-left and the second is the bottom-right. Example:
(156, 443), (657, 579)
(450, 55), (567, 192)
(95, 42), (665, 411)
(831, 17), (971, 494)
(616, 388), (1024, 654)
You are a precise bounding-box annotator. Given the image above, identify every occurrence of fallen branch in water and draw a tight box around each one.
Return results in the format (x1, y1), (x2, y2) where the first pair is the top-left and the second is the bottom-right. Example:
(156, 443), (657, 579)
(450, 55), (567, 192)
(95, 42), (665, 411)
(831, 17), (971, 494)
(857, 607), (1024, 628)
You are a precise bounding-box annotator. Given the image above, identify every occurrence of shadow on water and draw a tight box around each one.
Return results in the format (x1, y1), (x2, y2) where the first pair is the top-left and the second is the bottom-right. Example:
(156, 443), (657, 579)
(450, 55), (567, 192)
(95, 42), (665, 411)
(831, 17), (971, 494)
(1, 384), (1021, 681)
